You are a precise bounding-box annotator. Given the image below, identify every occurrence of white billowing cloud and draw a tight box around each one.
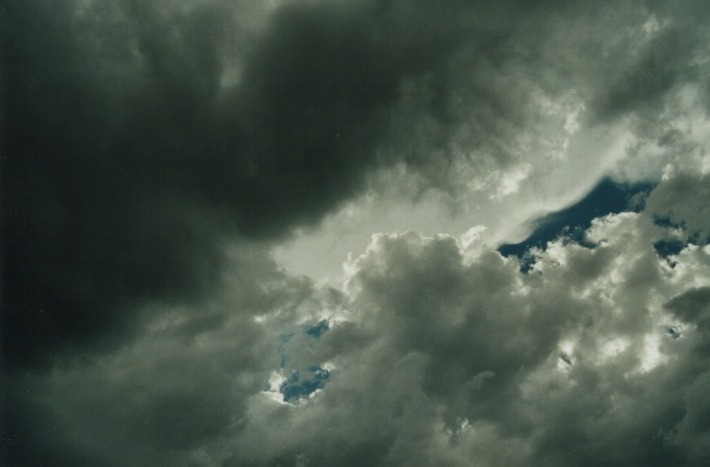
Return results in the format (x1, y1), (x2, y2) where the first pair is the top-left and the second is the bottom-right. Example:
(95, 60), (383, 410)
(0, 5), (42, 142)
(229, 202), (710, 465)
(238, 185), (710, 465)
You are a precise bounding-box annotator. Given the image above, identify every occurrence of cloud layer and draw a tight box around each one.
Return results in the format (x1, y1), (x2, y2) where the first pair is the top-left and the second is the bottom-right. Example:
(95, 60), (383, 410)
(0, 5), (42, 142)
(8, 194), (710, 465)
(3, 0), (710, 465)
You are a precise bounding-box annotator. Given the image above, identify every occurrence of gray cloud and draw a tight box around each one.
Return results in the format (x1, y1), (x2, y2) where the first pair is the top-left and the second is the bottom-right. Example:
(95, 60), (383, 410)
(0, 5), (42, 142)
(3, 0), (710, 465)
(5, 177), (710, 465)
(5, 0), (707, 368)
(0, 0), (537, 368)
(221, 207), (708, 465)
(1, 0), (427, 368)
(646, 172), (710, 242)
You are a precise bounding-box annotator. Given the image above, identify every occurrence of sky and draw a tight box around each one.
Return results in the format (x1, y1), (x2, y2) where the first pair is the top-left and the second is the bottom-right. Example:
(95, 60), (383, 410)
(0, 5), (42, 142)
(2, 0), (710, 465)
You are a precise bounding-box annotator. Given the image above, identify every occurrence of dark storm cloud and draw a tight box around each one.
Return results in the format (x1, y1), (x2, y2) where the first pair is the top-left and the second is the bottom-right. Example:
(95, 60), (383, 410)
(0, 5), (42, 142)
(2, 242), (315, 466)
(2, 0), (243, 369)
(0, 0), (476, 369)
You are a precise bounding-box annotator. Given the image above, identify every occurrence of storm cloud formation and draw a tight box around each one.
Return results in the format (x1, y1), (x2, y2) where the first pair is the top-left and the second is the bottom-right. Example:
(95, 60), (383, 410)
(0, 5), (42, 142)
(2, 0), (710, 465)
(1, 0), (419, 368)
(2, 0), (572, 368)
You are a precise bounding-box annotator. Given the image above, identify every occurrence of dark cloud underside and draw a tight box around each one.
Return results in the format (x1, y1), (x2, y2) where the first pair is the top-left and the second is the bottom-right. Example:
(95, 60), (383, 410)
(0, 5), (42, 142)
(1, 0), (458, 368)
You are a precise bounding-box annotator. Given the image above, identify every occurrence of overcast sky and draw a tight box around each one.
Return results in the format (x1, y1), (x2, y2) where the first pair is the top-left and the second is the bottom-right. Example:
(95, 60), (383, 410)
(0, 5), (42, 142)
(2, 0), (710, 465)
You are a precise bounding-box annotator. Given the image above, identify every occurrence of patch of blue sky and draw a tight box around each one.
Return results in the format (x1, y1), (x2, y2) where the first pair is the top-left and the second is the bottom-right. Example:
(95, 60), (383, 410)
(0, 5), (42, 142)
(305, 319), (329, 338)
(271, 320), (332, 401)
(280, 365), (331, 403)
(653, 238), (686, 258)
(665, 326), (681, 339)
(276, 320), (329, 368)
(499, 178), (656, 271)
(651, 216), (704, 261)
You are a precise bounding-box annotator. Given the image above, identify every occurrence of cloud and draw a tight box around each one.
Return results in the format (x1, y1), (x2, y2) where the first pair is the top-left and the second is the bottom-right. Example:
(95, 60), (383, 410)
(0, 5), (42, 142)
(1, 0), (454, 367)
(646, 172), (710, 242)
(3, 242), (315, 465)
(3, 0), (710, 465)
(15, 196), (710, 465)
(0, 0), (564, 367)
(5, 0), (709, 368)
(230, 209), (709, 465)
